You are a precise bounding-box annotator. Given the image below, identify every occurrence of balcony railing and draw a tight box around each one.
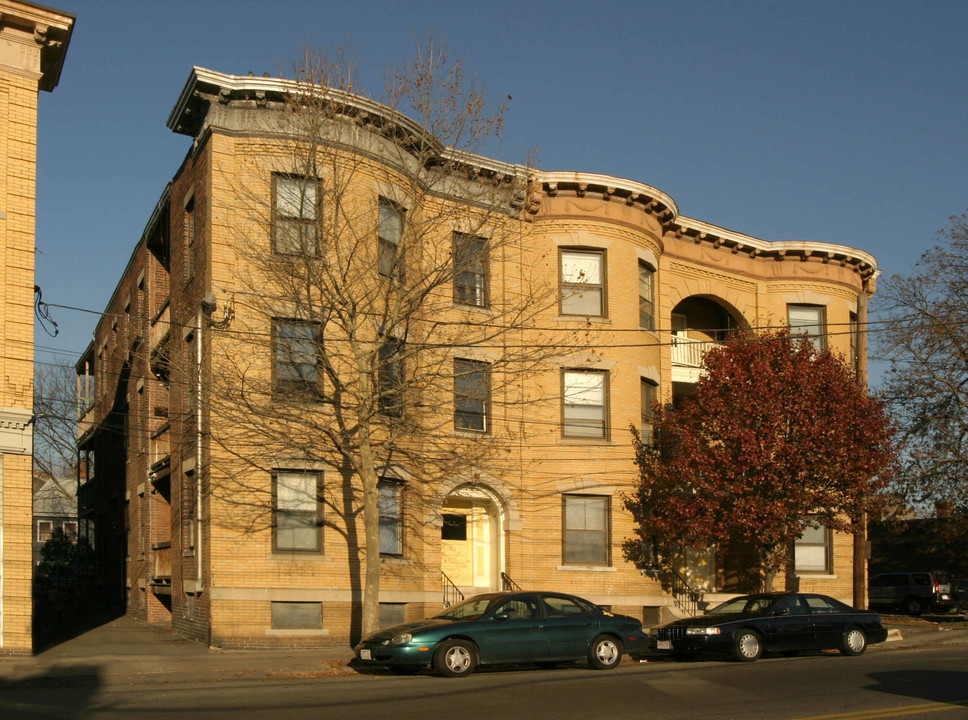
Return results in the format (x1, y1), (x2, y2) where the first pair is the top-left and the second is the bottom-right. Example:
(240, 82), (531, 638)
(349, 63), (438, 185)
(151, 543), (171, 582)
(671, 336), (720, 368)
(150, 422), (171, 472)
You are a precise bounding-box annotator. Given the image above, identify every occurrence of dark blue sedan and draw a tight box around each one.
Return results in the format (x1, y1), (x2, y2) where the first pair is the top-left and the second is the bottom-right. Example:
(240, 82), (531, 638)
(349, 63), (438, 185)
(650, 592), (888, 662)
(354, 591), (648, 677)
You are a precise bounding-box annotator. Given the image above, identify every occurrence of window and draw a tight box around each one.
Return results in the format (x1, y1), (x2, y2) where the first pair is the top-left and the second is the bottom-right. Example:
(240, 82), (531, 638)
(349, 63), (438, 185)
(273, 471), (320, 552)
(562, 495), (610, 565)
(271, 601), (322, 629)
(379, 602), (407, 627)
(379, 480), (403, 555)
(454, 359), (489, 432)
(640, 379), (656, 445)
(37, 520), (53, 543)
(441, 513), (468, 541)
(378, 199), (404, 280)
(273, 174), (319, 255)
(63, 521), (78, 543)
(184, 196), (196, 282)
(454, 232), (488, 307)
(794, 522), (831, 573)
(638, 261), (655, 330)
(560, 249), (605, 316)
(562, 370), (608, 438)
(378, 339), (404, 416)
(273, 319), (320, 394)
(788, 305), (825, 350)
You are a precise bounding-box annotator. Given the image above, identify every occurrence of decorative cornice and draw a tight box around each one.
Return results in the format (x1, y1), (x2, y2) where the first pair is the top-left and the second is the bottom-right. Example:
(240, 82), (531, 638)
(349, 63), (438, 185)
(533, 172), (878, 282)
(0, 0), (74, 91)
(167, 67), (878, 283)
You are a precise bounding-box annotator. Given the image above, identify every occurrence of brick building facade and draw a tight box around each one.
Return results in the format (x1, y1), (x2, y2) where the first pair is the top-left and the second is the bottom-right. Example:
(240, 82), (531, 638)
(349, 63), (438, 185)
(0, 0), (72, 654)
(77, 67), (878, 648)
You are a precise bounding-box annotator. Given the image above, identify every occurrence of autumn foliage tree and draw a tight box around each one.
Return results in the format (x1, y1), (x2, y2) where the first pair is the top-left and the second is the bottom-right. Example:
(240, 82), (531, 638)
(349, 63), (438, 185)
(624, 330), (896, 590)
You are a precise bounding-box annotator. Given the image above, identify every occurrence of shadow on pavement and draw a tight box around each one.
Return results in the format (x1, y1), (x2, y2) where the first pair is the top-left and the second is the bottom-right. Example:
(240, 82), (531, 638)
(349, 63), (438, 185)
(865, 669), (968, 706)
(0, 665), (103, 719)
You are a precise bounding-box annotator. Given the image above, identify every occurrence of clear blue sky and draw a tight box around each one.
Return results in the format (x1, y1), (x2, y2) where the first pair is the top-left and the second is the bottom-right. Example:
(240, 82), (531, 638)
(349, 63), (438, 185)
(34, 0), (968, 387)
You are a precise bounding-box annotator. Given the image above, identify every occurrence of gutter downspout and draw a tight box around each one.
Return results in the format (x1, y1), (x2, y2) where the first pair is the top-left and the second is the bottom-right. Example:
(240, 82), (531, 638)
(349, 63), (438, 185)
(195, 307), (204, 594)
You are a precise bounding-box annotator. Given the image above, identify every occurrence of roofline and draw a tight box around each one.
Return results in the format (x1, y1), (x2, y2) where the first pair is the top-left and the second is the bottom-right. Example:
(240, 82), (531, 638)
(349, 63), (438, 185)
(167, 67), (877, 278)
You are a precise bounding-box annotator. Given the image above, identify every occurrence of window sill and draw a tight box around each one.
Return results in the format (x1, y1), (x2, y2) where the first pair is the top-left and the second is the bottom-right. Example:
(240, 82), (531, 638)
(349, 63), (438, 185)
(265, 628), (329, 636)
(557, 437), (614, 446)
(268, 552), (328, 561)
(451, 428), (490, 439)
(557, 565), (617, 573)
(381, 555), (411, 566)
(555, 315), (610, 324)
(794, 572), (837, 579)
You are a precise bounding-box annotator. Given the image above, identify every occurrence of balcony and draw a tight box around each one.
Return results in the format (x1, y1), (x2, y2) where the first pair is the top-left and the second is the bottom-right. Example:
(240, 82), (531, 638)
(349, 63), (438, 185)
(150, 300), (170, 354)
(671, 336), (720, 383)
(150, 422), (171, 474)
(151, 543), (172, 593)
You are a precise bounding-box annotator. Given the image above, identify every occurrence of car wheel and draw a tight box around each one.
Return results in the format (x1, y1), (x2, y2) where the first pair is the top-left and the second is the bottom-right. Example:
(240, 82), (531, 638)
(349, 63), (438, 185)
(433, 639), (478, 678)
(904, 597), (925, 616)
(732, 630), (763, 662)
(671, 650), (698, 662)
(840, 626), (867, 656)
(588, 635), (623, 670)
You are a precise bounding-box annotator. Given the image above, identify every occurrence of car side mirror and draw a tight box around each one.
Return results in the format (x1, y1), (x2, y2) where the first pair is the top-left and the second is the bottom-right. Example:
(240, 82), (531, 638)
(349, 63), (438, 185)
(773, 608), (789, 616)
(494, 612), (511, 621)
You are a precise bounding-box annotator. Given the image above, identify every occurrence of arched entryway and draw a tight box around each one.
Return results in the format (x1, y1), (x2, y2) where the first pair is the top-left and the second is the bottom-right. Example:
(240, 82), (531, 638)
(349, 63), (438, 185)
(439, 485), (506, 596)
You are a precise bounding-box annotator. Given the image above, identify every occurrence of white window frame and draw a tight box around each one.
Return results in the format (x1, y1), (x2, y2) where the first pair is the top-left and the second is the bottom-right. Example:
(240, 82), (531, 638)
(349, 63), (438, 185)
(560, 249), (605, 317)
(562, 369), (608, 439)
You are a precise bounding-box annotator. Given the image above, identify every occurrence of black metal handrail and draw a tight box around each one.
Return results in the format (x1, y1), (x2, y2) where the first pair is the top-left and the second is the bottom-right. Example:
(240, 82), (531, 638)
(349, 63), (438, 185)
(442, 571), (464, 608)
(670, 568), (705, 617)
(500, 572), (522, 591)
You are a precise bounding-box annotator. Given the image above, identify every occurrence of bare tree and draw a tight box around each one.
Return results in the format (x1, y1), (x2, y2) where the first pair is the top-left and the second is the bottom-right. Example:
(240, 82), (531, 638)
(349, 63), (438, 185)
(875, 212), (968, 515)
(203, 42), (576, 636)
(33, 356), (78, 500)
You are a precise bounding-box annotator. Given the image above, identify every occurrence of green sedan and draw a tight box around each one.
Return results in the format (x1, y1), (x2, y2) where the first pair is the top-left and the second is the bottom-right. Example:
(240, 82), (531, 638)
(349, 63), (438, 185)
(354, 591), (648, 677)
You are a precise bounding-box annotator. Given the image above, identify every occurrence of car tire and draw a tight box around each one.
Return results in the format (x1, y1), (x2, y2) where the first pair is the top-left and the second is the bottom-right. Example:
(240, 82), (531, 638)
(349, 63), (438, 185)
(433, 639), (478, 678)
(732, 630), (763, 662)
(588, 635), (623, 670)
(904, 597), (925, 616)
(839, 626), (867, 656)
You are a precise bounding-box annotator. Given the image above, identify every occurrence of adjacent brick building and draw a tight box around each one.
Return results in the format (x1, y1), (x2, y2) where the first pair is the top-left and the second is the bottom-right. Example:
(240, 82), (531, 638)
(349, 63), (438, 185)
(77, 66), (879, 648)
(0, 0), (72, 654)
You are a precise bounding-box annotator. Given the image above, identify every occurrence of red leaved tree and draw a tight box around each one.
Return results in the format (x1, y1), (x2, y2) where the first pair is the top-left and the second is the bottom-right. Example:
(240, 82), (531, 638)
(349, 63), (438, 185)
(624, 330), (896, 591)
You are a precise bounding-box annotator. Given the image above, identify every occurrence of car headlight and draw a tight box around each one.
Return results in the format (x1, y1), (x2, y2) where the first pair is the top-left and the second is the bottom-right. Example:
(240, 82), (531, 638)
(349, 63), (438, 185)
(685, 627), (721, 636)
(390, 633), (413, 645)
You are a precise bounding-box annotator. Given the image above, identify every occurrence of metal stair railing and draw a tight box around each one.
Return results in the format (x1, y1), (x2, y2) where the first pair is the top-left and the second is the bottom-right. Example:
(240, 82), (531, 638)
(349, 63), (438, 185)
(670, 569), (705, 617)
(500, 572), (522, 591)
(442, 571), (464, 608)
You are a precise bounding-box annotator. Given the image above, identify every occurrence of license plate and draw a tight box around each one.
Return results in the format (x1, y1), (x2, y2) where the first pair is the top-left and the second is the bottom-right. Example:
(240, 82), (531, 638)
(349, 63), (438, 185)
(657, 640), (671, 650)
(360, 649), (372, 660)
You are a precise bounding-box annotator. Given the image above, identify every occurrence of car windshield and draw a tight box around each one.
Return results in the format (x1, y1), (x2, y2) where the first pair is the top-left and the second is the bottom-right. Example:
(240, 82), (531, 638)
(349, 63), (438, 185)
(433, 594), (504, 621)
(708, 595), (777, 616)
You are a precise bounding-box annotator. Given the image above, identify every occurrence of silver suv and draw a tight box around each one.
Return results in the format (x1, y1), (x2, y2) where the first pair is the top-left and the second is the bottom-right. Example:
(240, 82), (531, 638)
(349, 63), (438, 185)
(868, 571), (956, 615)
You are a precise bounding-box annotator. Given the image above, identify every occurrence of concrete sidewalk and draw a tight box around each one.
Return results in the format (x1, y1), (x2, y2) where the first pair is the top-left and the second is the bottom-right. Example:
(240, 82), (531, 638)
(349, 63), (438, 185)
(1, 614), (966, 688)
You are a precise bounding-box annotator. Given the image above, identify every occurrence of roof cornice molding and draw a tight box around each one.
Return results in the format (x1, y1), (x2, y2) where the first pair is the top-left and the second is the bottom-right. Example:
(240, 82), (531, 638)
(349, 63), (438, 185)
(167, 67), (877, 282)
(0, 0), (74, 91)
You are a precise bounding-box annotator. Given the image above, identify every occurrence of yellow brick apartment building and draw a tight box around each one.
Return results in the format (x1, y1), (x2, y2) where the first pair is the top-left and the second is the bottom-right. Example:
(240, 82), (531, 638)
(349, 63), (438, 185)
(0, 0), (71, 654)
(77, 67), (878, 648)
